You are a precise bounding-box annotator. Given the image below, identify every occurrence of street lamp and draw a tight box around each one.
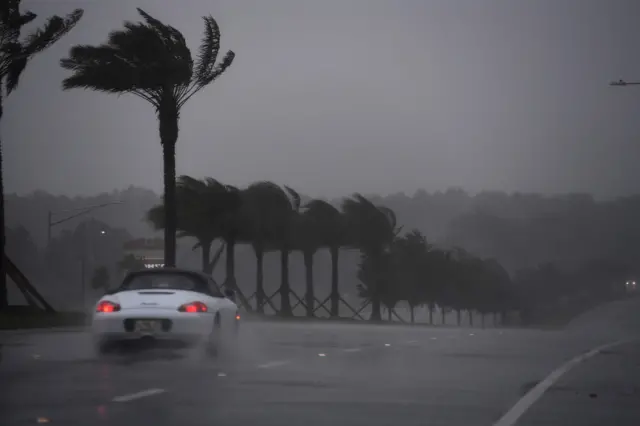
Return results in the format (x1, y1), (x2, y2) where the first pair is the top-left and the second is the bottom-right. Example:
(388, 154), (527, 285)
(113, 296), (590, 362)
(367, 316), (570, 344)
(610, 79), (640, 87)
(47, 201), (122, 244)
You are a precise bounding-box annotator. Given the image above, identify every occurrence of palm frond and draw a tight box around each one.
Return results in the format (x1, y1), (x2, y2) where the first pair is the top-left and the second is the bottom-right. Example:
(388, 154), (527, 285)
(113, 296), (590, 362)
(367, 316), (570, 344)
(177, 50), (233, 107)
(23, 9), (83, 56)
(194, 16), (220, 84)
(284, 185), (301, 211)
(4, 43), (26, 94)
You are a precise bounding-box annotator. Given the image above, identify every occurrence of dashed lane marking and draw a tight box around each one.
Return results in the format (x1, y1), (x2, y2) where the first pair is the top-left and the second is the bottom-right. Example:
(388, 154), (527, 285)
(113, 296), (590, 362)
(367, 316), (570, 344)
(257, 360), (291, 369)
(112, 388), (166, 403)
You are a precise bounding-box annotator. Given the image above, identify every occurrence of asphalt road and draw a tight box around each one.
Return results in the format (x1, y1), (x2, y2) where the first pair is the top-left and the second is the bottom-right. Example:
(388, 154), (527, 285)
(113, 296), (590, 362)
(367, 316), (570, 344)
(2, 299), (639, 426)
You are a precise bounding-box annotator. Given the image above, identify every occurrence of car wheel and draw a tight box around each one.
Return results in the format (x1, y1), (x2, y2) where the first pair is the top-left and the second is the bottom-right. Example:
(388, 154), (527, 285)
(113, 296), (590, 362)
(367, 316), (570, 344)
(93, 337), (113, 357)
(204, 316), (221, 359)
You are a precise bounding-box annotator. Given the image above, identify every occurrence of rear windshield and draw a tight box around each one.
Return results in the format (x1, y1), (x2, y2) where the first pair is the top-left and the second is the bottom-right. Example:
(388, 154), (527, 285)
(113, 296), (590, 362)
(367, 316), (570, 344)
(120, 271), (219, 296)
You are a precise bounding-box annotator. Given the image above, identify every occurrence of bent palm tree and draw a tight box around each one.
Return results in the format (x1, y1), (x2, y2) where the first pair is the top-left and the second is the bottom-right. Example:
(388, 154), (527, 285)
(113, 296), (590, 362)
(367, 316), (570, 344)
(60, 9), (234, 268)
(0, 0), (83, 309)
(303, 199), (348, 317)
(342, 194), (398, 321)
(147, 175), (240, 274)
(295, 207), (323, 317)
(242, 182), (296, 315)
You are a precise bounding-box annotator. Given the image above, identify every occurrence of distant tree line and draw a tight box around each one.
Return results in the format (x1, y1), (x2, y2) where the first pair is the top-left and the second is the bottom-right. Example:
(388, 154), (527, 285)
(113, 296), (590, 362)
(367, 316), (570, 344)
(142, 176), (636, 323)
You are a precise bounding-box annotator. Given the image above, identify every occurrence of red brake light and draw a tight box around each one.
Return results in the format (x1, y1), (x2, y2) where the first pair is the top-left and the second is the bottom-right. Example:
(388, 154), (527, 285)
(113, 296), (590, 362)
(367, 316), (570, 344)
(96, 301), (120, 313)
(178, 302), (208, 313)
(235, 314), (241, 320)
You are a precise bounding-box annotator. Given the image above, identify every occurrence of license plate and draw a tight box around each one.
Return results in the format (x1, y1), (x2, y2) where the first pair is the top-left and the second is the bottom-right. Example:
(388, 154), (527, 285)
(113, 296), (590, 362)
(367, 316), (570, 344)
(134, 320), (159, 334)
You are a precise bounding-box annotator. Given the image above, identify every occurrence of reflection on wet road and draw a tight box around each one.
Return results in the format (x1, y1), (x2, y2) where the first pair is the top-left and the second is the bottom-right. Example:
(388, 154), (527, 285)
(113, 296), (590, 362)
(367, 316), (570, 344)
(2, 297), (640, 426)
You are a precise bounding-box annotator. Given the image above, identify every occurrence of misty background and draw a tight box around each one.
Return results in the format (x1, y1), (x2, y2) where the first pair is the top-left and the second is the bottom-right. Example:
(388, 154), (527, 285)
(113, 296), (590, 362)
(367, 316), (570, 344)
(5, 1), (640, 311)
(5, 0), (640, 199)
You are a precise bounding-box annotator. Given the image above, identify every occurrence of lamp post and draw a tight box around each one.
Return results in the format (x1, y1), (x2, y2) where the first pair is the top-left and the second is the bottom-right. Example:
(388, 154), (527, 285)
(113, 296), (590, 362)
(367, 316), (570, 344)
(610, 79), (640, 87)
(47, 201), (122, 245)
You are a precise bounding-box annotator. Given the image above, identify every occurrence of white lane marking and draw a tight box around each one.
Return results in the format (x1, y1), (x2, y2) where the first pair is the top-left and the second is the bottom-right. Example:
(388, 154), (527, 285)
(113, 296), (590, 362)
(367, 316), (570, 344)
(112, 388), (166, 403)
(257, 360), (291, 369)
(318, 353), (327, 357)
(384, 343), (391, 347)
(343, 348), (362, 353)
(493, 338), (635, 426)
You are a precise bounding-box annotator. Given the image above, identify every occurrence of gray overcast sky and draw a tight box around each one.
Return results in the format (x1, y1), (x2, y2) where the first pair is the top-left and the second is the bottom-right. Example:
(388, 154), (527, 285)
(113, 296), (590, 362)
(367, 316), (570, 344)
(5, 0), (640, 198)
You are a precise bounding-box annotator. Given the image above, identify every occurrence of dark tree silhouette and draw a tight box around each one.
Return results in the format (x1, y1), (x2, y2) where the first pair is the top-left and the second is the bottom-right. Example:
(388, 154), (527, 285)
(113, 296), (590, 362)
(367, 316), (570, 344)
(241, 182), (291, 314)
(295, 206), (324, 317)
(147, 176), (240, 274)
(0, 0), (82, 309)
(303, 200), (349, 317)
(60, 9), (234, 269)
(343, 194), (398, 321)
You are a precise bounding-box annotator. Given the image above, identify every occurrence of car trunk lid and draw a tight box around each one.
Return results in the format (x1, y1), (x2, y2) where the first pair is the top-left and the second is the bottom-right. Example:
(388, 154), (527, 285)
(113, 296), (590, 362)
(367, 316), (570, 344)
(115, 290), (202, 310)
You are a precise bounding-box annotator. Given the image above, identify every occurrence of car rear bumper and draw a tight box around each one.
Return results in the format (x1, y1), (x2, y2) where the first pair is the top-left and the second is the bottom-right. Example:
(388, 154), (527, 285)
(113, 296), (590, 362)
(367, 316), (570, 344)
(92, 308), (213, 343)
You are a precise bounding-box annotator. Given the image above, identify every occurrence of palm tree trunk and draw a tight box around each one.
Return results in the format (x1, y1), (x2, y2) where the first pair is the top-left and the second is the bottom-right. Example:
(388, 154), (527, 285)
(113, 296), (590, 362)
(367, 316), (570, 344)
(468, 310), (474, 326)
(158, 100), (179, 268)
(254, 246), (265, 313)
(303, 250), (314, 317)
(428, 303), (434, 324)
(409, 304), (415, 324)
(369, 283), (382, 321)
(279, 249), (293, 317)
(200, 240), (212, 274)
(369, 254), (382, 321)
(0, 97), (7, 310)
(387, 307), (392, 322)
(224, 237), (236, 290)
(441, 306), (446, 325)
(456, 309), (462, 326)
(329, 246), (340, 317)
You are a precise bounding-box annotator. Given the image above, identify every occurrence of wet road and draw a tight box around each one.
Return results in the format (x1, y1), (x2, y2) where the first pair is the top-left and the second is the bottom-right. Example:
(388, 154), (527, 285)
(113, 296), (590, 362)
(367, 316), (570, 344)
(2, 299), (639, 426)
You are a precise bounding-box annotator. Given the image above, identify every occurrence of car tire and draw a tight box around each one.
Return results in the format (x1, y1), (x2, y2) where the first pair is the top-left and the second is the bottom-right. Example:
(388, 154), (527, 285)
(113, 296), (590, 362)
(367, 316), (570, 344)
(204, 316), (221, 359)
(93, 337), (113, 357)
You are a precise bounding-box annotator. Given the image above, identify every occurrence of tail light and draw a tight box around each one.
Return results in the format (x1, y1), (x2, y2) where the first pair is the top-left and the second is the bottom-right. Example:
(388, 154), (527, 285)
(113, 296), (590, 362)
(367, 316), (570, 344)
(235, 313), (241, 320)
(178, 301), (208, 313)
(96, 301), (121, 313)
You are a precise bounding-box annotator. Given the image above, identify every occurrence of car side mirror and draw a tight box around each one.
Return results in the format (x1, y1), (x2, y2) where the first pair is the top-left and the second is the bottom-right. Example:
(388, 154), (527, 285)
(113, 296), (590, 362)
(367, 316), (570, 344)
(224, 288), (235, 300)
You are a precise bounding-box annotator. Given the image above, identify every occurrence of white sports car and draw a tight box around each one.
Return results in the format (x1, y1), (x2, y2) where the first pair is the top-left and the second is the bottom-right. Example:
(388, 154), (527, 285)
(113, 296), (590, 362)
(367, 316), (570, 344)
(92, 268), (239, 357)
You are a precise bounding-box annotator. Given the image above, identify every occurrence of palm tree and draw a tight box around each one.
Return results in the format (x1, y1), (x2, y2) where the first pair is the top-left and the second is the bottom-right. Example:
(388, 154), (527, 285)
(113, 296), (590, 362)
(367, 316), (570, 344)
(147, 176), (240, 274)
(393, 230), (432, 323)
(273, 186), (301, 317)
(303, 200), (348, 317)
(0, 0), (83, 309)
(60, 9), (234, 269)
(342, 194), (398, 321)
(295, 206), (324, 317)
(241, 182), (293, 314)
